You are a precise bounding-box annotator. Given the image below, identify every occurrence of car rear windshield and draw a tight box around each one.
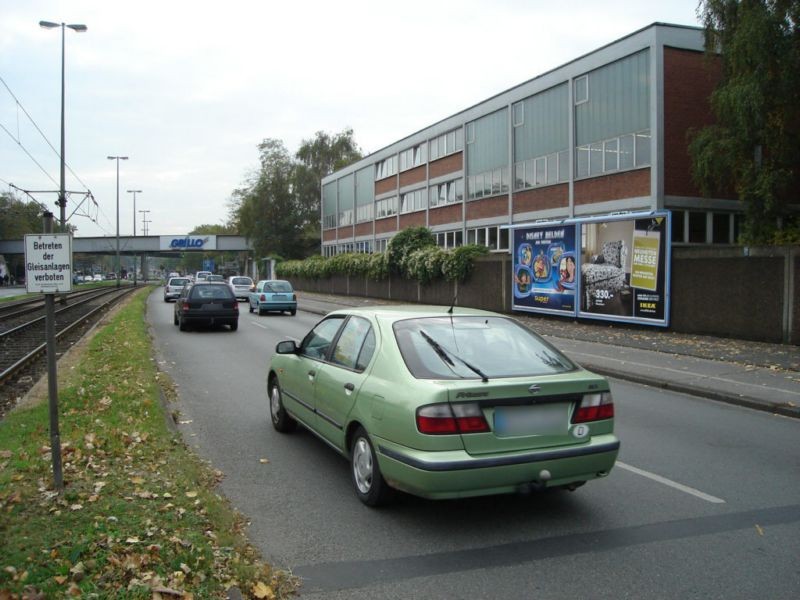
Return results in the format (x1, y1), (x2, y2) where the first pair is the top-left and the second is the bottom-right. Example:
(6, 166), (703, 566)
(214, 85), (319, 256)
(393, 316), (575, 380)
(264, 281), (292, 292)
(191, 285), (235, 300)
(170, 278), (189, 286)
(231, 277), (252, 285)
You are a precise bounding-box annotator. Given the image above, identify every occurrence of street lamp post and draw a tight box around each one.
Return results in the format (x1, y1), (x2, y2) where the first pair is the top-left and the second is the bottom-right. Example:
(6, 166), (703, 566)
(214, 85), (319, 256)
(127, 189), (142, 285)
(108, 156), (128, 288)
(39, 20), (87, 230)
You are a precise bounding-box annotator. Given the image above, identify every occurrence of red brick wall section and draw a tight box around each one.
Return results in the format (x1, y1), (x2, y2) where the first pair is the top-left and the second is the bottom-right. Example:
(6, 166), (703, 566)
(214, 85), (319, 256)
(399, 211), (426, 229)
(336, 226), (353, 240)
(323, 229), (336, 242)
(375, 217), (397, 234)
(399, 165), (426, 188)
(663, 47), (724, 198)
(354, 222), (371, 237)
(465, 196), (508, 220)
(512, 184), (568, 215)
(429, 152), (463, 179)
(429, 203), (462, 226)
(574, 169), (650, 205)
(375, 177), (397, 195)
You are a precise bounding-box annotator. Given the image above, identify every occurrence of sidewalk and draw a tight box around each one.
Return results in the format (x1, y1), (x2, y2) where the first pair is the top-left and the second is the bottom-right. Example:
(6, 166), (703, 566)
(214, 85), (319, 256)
(295, 291), (800, 419)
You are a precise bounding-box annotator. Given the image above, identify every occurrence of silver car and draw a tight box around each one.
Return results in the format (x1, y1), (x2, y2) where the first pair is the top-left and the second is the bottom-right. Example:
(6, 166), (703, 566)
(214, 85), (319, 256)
(228, 276), (254, 301)
(163, 277), (190, 302)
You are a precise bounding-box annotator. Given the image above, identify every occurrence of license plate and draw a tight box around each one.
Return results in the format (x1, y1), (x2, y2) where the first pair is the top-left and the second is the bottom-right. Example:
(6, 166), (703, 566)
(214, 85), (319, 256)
(202, 303), (221, 310)
(493, 403), (568, 437)
(272, 294), (286, 300)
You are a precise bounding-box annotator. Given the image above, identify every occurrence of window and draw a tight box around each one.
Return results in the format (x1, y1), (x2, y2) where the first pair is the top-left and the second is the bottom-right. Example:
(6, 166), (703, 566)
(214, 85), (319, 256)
(429, 178), (464, 208)
(356, 203), (373, 223)
(400, 189), (425, 213)
(375, 155), (397, 180)
(323, 214), (337, 229)
(338, 209), (353, 227)
(713, 213), (731, 244)
(671, 210), (685, 243)
(434, 230), (463, 249)
(574, 75), (588, 104)
(604, 139), (618, 172)
(429, 128), (464, 161)
(466, 122), (475, 144)
(688, 211), (707, 243)
(300, 317), (346, 361)
(619, 134), (634, 169)
(575, 129), (650, 179)
(375, 196), (398, 219)
(400, 142), (427, 171)
(331, 317), (374, 371)
(375, 238), (389, 253)
(466, 226), (508, 251)
(635, 130), (651, 166)
(512, 102), (524, 126)
(468, 167), (509, 199)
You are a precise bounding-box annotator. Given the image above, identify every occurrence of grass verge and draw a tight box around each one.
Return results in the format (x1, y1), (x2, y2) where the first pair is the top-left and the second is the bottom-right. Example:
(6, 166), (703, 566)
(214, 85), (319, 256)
(0, 288), (298, 598)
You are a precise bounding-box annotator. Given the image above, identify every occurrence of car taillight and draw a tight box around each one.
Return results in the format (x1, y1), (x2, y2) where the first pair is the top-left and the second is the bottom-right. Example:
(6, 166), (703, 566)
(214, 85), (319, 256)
(572, 392), (614, 423)
(232, 302), (239, 312)
(260, 294), (266, 301)
(292, 293), (297, 300)
(416, 403), (490, 435)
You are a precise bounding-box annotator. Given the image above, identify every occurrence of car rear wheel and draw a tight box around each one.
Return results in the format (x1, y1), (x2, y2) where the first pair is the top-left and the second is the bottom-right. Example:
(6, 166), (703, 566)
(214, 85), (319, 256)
(258, 307), (265, 316)
(173, 312), (178, 325)
(350, 427), (392, 507)
(230, 321), (238, 331)
(178, 317), (187, 331)
(290, 309), (296, 316)
(269, 380), (296, 433)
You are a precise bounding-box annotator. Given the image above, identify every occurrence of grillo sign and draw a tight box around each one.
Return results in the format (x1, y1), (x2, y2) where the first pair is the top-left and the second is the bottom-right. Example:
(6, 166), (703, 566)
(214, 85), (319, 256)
(159, 235), (217, 251)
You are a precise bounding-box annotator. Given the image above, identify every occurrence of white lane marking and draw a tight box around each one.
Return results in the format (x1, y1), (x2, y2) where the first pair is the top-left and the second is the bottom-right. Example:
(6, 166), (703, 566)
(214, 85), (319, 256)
(251, 321), (268, 330)
(566, 350), (800, 398)
(616, 461), (726, 504)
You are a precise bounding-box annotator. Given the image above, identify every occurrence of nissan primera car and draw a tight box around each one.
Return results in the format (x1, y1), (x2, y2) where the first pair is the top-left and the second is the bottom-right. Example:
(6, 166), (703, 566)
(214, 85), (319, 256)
(249, 280), (297, 315)
(268, 305), (618, 506)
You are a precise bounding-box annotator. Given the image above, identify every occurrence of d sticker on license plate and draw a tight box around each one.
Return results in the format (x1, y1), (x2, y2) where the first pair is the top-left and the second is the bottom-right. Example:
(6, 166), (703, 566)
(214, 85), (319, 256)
(493, 403), (568, 437)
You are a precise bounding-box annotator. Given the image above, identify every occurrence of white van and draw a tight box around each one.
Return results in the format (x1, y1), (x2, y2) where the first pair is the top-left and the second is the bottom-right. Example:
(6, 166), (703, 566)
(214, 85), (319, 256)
(195, 271), (212, 281)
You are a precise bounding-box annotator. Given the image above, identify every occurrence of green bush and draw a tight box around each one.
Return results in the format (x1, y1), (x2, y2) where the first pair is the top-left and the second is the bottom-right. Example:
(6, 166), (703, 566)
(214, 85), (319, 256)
(404, 246), (447, 284)
(385, 227), (436, 274)
(442, 244), (490, 281)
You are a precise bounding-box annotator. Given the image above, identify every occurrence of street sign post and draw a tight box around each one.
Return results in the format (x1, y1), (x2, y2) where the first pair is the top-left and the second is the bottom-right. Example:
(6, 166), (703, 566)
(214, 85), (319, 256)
(24, 232), (73, 492)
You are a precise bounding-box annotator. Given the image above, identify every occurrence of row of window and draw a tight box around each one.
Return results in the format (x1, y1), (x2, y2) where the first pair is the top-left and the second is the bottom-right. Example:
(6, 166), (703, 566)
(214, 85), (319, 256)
(429, 128), (464, 161)
(375, 196), (398, 219)
(514, 150), (570, 190)
(400, 189), (426, 214)
(467, 167), (511, 201)
(375, 155), (398, 180)
(375, 128), (465, 181)
(399, 143), (426, 171)
(576, 130), (650, 179)
(429, 178), (464, 208)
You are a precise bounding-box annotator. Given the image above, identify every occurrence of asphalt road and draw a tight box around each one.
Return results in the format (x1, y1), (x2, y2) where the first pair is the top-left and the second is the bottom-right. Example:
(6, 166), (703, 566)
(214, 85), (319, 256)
(146, 290), (800, 599)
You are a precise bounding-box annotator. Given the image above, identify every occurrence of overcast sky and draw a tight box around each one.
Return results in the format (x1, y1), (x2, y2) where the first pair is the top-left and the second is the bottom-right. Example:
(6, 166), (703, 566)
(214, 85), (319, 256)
(1, 0), (702, 238)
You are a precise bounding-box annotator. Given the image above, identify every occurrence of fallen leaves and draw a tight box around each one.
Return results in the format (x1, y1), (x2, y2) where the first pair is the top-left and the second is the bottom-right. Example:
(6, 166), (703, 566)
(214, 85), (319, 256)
(252, 581), (276, 599)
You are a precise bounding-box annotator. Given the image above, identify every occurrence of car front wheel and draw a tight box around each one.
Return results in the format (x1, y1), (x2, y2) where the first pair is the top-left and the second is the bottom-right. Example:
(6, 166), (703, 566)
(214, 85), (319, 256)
(269, 380), (296, 433)
(350, 426), (392, 507)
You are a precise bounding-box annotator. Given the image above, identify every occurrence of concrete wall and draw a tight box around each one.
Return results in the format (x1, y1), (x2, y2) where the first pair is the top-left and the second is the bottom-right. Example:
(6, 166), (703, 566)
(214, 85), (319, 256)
(290, 247), (799, 345)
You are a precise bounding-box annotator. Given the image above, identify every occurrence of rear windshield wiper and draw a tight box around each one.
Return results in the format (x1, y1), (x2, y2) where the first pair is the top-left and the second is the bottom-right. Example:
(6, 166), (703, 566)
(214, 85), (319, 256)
(419, 330), (489, 382)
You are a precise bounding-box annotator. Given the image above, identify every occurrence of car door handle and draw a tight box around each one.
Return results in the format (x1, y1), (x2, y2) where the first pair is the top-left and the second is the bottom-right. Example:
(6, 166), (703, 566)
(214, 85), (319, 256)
(344, 383), (355, 392)
(307, 369), (316, 381)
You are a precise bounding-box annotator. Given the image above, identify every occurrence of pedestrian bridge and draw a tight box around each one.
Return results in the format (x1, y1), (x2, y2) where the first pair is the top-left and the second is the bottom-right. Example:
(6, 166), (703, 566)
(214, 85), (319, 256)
(0, 234), (253, 256)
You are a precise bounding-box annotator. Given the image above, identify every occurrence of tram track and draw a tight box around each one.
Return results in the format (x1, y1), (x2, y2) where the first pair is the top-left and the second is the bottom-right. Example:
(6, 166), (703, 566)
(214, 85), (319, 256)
(0, 285), (139, 419)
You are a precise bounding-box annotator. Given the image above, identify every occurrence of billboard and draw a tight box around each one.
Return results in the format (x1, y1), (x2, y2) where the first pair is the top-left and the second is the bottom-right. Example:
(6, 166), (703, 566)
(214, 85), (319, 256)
(159, 235), (217, 251)
(510, 211), (670, 327)
(512, 224), (577, 316)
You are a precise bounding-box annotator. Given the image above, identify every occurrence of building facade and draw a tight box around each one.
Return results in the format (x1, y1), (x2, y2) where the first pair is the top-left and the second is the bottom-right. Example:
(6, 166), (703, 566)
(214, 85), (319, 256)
(320, 23), (737, 258)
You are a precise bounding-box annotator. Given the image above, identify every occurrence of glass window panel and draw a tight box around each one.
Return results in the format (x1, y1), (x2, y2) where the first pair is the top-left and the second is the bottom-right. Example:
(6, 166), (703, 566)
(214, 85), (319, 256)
(689, 211), (707, 243)
(447, 181), (455, 203)
(501, 166), (509, 192)
(535, 157), (546, 186)
(467, 175), (475, 200)
(671, 210), (685, 243)
(515, 162), (525, 190)
(575, 75), (588, 104)
(455, 128), (464, 150)
(589, 142), (603, 176)
(488, 226), (498, 249)
(499, 227), (509, 250)
(546, 153), (557, 185)
(733, 213), (744, 243)
(619, 134), (634, 169)
(484, 172), (493, 196)
(558, 150), (569, 182)
(456, 179), (464, 201)
(446, 131), (456, 154)
(577, 147), (589, 178)
(429, 139), (438, 161)
(525, 159), (535, 188)
(466, 122), (475, 144)
(477, 228), (486, 246)
(713, 213), (731, 244)
(455, 230), (463, 246)
(513, 102), (524, 126)
(604, 139), (619, 172)
(635, 130), (651, 166)
(467, 229), (476, 244)
(492, 169), (501, 194)
(429, 187), (437, 207)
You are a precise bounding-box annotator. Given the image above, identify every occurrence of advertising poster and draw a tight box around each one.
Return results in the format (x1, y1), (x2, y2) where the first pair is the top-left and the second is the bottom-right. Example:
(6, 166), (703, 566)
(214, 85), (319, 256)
(512, 224), (577, 316)
(578, 213), (669, 325)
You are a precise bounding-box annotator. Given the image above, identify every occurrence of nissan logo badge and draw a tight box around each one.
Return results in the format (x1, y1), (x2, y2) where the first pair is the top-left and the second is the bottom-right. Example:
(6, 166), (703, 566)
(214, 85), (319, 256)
(528, 385), (541, 394)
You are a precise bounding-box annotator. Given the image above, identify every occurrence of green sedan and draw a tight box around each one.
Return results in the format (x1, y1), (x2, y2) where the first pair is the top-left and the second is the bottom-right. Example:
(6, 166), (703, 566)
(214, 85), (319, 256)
(268, 305), (619, 506)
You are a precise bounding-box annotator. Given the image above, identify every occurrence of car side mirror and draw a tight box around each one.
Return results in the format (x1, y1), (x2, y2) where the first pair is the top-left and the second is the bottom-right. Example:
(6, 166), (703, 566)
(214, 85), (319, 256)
(276, 340), (298, 354)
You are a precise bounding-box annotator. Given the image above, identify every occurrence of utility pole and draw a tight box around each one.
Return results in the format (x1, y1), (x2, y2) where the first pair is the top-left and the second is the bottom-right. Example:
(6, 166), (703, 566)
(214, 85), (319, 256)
(127, 190), (142, 285)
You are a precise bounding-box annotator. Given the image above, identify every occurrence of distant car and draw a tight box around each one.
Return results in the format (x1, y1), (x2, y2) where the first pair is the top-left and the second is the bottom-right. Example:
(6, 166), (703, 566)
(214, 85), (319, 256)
(206, 274), (225, 282)
(93, 274), (103, 282)
(163, 277), (191, 302)
(195, 271), (212, 282)
(228, 276), (254, 301)
(83, 275), (94, 282)
(105, 273), (117, 280)
(268, 305), (619, 506)
(168, 272), (181, 278)
(249, 280), (297, 316)
(174, 281), (239, 331)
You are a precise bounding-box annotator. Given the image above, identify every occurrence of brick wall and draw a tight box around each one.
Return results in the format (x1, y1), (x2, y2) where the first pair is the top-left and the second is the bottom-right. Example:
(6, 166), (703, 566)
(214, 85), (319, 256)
(322, 229), (336, 242)
(574, 169), (650, 205)
(663, 47), (725, 198)
(465, 196), (508, 220)
(336, 226), (352, 240)
(429, 152), (463, 179)
(399, 211), (426, 228)
(399, 165), (426, 188)
(375, 217), (397, 234)
(354, 222), (371, 237)
(429, 203), (462, 226)
(375, 176), (397, 195)
(513, 184), (569, 214)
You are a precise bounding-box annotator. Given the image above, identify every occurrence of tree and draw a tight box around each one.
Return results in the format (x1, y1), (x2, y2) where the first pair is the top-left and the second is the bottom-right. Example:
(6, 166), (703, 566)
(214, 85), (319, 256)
(0, 192), (46, 238)
(689, 0), (800, 243)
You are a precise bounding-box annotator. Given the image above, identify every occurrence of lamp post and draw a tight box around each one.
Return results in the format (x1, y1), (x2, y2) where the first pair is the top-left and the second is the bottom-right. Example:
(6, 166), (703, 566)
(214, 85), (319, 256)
(127, 190), (142, 285)
(108, 156), (128, 288)
(138, 208), (150, 281)
(39, 20), (87, 230)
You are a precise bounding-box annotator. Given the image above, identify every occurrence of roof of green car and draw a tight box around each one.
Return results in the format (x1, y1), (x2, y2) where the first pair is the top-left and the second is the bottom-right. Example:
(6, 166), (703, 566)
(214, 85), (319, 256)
(328, 304), (500, 321)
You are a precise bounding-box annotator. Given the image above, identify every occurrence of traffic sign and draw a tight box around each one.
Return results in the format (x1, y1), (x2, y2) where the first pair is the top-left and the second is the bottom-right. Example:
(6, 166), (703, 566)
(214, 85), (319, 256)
(24, 233), (73, 294)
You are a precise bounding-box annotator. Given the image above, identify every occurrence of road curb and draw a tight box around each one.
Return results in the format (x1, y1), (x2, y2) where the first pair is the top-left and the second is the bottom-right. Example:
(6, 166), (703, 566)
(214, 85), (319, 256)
(581, 363), (800, 419)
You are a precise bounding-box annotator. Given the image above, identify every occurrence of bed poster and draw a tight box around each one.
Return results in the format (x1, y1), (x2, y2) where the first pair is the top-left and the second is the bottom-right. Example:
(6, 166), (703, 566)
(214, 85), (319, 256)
(577, 213), (670, 326)
(512, 224), (578, 316)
